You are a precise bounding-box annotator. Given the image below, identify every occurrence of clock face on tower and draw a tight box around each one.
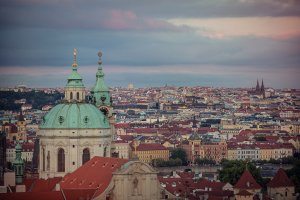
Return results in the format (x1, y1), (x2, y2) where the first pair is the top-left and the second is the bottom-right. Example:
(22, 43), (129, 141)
(99, 106), (109, 116)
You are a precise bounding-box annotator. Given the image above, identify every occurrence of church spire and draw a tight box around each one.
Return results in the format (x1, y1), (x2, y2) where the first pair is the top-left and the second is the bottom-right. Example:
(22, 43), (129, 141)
(261, 79), (265, 98)
(91, 51), (111, 107)
(261, 79), (265, 92)
(256, 79), (260, 91)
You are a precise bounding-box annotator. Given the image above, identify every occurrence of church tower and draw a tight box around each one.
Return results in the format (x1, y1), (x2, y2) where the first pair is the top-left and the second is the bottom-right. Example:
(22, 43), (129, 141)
(64, 49), (86, 103)
(91, 52), (115, 141)
(91, 52), (112, 115)
(13, 143), (24, 184)
(255, 79), (260, 92)
(16, 110), (26, 132)
(260, 79), (265, 98)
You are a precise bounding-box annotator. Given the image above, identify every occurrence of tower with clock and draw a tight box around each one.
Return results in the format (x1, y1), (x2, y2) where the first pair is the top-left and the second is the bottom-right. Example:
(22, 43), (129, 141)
(91, 51), (116, 139)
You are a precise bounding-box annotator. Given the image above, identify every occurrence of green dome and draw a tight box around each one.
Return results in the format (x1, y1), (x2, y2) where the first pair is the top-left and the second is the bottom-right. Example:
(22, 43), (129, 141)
(40, 103), (110, 129)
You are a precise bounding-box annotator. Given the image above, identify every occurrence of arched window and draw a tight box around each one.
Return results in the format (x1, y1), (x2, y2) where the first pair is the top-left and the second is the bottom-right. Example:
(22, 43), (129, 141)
(42, 148), (45, 171)
(77, 92), (80, 100)
(57, 148), (65, 172)
(70, 92), (73, 100)
(82, 148), (90, 165)
(47, 151), (50, 171)
(103, 147), (107, 157)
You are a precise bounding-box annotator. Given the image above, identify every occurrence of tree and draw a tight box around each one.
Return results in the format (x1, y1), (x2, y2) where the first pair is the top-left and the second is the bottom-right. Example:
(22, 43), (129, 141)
(218, 160), (263, 186)
(170, 148), (188, 165)
(286, 160), (300, 192)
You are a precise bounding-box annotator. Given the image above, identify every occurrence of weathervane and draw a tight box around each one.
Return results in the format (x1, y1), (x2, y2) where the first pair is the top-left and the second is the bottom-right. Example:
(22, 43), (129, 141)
(72, 48), (78, 67)
(98, 51), (102, 66)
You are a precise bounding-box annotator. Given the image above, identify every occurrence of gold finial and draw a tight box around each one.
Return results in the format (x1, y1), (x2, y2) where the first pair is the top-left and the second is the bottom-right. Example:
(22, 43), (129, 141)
(72, 48), (78, 67)
(98, 51), (102, 66)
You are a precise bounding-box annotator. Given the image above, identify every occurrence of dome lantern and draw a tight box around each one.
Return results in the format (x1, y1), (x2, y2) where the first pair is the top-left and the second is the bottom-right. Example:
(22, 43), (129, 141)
(64, 48), (86, 103)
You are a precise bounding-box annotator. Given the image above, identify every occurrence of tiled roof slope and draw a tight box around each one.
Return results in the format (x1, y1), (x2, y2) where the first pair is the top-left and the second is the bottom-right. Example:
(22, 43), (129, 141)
(234, 170), (261, 190)
(267, 168), (294, 188)
(0, 191), (64, 200)
(136, 143), (167, 151)
(60, 156), (128, 196)
(31, 177), (62, 192)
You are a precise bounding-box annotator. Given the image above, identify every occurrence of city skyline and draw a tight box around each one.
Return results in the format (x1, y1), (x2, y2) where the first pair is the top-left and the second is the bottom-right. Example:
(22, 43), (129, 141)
(0, 0), (300, 88)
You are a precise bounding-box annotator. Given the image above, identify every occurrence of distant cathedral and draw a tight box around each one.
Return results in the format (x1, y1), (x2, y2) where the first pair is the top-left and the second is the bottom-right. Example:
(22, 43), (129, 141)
(38, 49), (114, 179)
(249, 79), (265, 98)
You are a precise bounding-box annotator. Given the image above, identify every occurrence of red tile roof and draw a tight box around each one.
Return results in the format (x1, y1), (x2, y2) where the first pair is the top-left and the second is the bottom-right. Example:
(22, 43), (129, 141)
(23, 178), (36, 192)
(31, 177), (62, 192)
(234, 170), (261, 190)
(236, 189), (253, 196)
(136, 143), (167, 151)
(0, 191), (64, 200)
(267, 168), (294, 188)
(177, 171), (194, 179)
(119, 135), (134, 141)
(114, 123), (130, 129)
(60, 156), (128, 197)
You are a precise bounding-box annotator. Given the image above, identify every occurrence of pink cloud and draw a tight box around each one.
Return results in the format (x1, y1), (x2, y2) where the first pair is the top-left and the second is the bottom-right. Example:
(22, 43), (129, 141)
(103, 10), (137, 30)
(102, 10), (178, 31)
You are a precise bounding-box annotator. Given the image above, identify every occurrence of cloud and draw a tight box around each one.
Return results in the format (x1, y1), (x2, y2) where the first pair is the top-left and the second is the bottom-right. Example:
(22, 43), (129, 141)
(1, 0), (300, 31)
(169, 17), (300, 39)
(0, 27), (299, 68)
(0, 0), (299, 88)
(101, 10), (179, 31)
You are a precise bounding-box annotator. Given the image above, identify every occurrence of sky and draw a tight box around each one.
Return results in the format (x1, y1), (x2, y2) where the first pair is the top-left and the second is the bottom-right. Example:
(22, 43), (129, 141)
(0, 0), (300, 89)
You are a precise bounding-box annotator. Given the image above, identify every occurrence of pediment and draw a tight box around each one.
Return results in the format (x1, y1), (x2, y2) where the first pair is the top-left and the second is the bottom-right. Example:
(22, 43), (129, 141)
(116, 161), (157, 175)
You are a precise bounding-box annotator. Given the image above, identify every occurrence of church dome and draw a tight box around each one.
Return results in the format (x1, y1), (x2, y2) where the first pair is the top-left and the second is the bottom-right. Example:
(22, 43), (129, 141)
(40, 103), (110, 129)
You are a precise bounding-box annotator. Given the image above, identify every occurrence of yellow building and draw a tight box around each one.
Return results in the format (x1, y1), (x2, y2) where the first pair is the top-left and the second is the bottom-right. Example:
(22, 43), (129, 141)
(227, 146), (238, 160)
(257, 143), (294, 161)
(133, 143), (169, 163)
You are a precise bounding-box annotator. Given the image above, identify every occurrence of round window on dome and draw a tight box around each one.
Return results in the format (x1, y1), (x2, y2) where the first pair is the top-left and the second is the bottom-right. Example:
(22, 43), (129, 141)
(58, 116), (64, 124)
(83, 116), (89, 124)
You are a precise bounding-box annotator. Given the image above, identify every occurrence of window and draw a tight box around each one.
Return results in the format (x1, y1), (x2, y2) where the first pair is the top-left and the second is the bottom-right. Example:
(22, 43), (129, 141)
(47, 151), (50, 171)
(82, 148), (90, 165)
(104, 147), (107, 157)
(42, 148), (45, 171)
(57, 148), (65, 172)
(70, 92), (73, 100)
(77, 92), (80, 100)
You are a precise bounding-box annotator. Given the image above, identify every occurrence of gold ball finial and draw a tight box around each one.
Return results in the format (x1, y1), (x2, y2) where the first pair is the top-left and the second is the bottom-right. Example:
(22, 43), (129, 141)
(98, 51), (102, 65)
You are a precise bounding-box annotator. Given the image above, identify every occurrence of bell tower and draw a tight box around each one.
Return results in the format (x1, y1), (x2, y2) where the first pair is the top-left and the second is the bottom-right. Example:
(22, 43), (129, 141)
(91, 51), (112, 116)
(91, 51), (116, 141)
